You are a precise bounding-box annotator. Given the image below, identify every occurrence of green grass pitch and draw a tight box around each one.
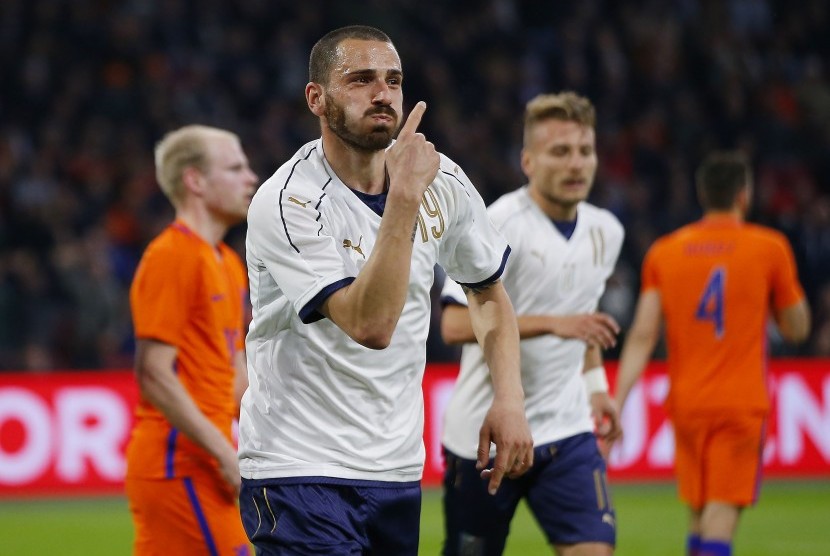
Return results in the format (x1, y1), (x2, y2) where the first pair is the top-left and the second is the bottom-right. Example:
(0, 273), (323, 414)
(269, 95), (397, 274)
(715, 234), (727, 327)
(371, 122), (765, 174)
(1, 481), (828, 554)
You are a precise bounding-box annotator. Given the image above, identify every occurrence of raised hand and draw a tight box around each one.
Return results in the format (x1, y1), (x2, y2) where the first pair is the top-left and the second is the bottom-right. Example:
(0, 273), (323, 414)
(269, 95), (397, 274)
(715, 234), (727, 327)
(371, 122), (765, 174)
(385, 101), (440, 206)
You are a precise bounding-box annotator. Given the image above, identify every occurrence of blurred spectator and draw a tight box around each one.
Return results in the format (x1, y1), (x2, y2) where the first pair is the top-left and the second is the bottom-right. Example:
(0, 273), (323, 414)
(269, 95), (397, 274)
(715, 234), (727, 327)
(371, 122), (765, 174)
(1, 0), (828, 369)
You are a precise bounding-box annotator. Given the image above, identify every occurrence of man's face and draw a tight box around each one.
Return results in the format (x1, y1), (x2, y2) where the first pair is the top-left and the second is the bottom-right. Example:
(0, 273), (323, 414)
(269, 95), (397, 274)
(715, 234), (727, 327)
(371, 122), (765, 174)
(321, 39), (404, 152)
(522, 119), (598, 214)
(201, 135), (258, 225)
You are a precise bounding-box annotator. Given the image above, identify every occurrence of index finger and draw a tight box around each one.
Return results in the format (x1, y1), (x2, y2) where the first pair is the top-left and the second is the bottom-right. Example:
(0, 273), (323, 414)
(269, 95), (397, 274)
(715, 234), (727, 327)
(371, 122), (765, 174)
(486, 450), (510, 495)
(398, 101), (426, 138)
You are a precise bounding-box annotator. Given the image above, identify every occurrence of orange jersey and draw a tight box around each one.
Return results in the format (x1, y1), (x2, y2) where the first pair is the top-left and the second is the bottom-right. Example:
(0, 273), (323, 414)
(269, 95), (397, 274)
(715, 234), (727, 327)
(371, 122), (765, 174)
(127, 220), (247, 479)
(641, 215), (805, 415)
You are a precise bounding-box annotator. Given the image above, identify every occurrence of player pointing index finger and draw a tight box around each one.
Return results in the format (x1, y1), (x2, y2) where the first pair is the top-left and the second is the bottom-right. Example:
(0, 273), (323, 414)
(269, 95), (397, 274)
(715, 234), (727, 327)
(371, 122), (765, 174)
(398, 100), (426, 138)
(240, 25), (531, 555)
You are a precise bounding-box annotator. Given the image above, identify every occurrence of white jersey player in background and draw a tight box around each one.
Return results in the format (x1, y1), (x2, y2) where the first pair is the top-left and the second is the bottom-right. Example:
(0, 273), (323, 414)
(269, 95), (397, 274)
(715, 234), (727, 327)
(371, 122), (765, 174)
(237, 25), (532, 555)
(440, 92), (624, 556)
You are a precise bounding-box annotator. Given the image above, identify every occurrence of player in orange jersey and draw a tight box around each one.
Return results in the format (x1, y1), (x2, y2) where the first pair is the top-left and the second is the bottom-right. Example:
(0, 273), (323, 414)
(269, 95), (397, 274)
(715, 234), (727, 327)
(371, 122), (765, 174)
(126, 125), (258, 555)
(614, 151), (810, 556)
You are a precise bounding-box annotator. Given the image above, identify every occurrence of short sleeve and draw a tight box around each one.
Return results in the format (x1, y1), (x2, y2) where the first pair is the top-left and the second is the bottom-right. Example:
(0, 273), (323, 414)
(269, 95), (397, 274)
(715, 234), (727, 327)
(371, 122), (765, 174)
(246, 171), (356, 323)
(436, 162), (510, 287)
(770, 235), (806, 311)
(130, 244), (197, 346)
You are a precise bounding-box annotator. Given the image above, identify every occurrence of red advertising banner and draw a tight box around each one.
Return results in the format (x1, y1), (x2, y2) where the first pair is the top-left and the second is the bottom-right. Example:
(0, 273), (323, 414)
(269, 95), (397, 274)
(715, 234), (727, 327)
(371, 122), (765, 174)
(422, 360), (830, 483)
(0, 371), (138, 497)
(1, 360), (829, 498)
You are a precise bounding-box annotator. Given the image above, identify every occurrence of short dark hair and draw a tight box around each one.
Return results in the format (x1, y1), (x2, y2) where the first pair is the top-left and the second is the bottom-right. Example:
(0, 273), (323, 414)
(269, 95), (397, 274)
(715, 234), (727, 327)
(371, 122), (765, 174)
(309, 25), (393, 85)
(695, 151), (751, 210)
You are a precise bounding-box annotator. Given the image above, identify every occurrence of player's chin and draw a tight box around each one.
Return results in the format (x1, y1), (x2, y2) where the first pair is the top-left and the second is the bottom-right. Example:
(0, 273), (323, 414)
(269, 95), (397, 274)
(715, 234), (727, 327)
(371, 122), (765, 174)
(224, 206), (249, 224)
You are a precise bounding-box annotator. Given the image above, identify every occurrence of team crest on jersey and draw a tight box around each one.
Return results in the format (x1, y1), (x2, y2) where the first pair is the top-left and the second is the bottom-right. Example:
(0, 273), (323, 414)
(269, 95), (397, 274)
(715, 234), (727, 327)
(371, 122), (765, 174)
(343, 236), (366, 259)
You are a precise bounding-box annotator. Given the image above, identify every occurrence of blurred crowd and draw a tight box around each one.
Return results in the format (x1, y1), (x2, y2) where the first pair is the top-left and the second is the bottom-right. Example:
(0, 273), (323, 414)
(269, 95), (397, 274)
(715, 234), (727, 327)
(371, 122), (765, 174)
(1, 0), (829, 370)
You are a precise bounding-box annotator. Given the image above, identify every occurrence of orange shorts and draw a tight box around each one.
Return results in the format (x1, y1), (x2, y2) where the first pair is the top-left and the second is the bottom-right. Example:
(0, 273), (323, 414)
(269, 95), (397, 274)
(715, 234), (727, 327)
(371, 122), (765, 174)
(671, 411), (766, 510)
(125, 470), (250, 556)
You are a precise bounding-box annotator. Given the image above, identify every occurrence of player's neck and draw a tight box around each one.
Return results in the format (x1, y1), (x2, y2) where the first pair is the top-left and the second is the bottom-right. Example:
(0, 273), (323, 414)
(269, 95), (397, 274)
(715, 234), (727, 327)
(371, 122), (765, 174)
(322, 134), (388, 194)
(175, 208), (228, 247)
(704, 208), (743, 221)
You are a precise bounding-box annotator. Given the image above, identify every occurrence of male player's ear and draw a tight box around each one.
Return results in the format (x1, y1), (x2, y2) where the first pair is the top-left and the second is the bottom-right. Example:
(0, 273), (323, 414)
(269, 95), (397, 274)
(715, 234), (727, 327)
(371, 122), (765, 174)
(181, 166), (204, 197)
(306, 82), (325, 117)
(520, 148), (533, 179)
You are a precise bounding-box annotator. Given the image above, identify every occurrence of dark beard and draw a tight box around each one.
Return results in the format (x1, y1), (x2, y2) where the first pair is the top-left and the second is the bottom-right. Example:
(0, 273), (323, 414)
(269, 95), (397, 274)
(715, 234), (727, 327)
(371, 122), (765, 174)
(324, 94), (397, 152)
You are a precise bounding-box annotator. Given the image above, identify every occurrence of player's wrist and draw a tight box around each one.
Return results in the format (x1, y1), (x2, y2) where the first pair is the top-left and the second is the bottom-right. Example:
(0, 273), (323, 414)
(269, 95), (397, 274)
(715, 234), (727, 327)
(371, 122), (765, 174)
(582, 366), (609, 394)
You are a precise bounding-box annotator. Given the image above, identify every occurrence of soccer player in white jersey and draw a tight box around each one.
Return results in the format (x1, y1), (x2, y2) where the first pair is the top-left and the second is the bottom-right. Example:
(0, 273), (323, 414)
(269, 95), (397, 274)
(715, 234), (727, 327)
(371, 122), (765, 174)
(238, 25), (533, 554)
(440, 92), (624, 556)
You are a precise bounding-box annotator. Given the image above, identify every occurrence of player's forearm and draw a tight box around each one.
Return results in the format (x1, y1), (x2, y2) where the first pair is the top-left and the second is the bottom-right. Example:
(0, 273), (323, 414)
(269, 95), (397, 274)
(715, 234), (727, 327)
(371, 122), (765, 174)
(615, 332), (656, 410)
(138, 365), (232, 456)
(517, 315), (561, 340)
(443, 311), (568, 345)
(616, 290), (662, 409)
(469, 285), (524, 403)
(583, 343), (603, 371)
(440, 305), (476, 344)
(134, 342), (233, 461)
(776, 300), (811, 344)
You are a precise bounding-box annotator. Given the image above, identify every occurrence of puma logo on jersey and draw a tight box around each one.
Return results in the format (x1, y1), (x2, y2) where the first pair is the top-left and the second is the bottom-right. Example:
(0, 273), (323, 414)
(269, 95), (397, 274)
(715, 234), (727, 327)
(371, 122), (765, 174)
(602, 513), (616, 528)
(343, 236), (365, 259)
(287, 196), (309, 208)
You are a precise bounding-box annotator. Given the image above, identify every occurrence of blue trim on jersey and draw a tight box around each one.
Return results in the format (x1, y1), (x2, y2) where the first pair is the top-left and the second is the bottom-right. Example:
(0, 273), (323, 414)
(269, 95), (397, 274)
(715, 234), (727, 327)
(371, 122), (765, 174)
(299, 277), (356, 324)
(164, 428), (178, 478)
(457, 246), (511, 290)
(551, 217), (577, 240)
(440, 169), (472, 198)
(349, 187), (388, 216)
(183, 477), (220, 556)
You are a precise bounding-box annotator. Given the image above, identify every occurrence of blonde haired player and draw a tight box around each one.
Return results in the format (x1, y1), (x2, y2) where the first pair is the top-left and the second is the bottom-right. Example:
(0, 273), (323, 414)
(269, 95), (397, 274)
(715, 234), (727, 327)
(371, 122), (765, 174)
(126, 125), (257, 555)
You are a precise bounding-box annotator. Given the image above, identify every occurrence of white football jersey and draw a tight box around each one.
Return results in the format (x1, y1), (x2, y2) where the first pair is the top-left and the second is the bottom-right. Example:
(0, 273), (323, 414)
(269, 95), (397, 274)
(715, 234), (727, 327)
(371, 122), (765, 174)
(240, 139), (509, 482)
(441, 187), (624, 458)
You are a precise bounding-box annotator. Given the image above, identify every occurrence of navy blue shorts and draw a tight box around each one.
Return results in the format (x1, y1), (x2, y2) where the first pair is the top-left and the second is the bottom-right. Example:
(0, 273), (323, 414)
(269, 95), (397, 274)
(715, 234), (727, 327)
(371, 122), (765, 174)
(442, 432), (615, 555)
(240, 477), (421, 555)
